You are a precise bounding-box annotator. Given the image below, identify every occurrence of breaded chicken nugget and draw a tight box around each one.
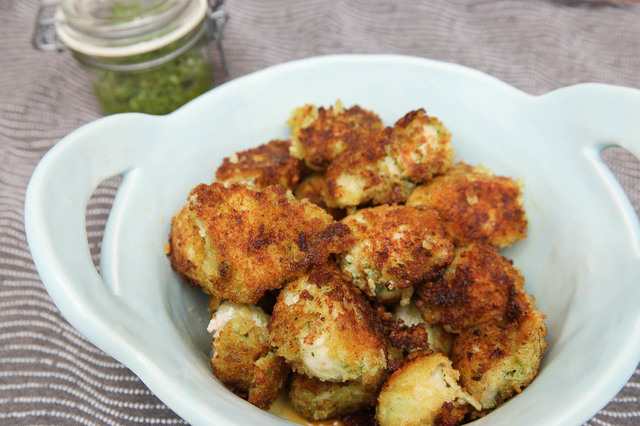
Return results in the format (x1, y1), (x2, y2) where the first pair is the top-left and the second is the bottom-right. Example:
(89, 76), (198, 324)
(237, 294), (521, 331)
(207, 301), (289, 409)
(323, 127), (411, 207)
(450, 299), (547, 411)
(323, 109), (454, 208)
(167, 183), (354, 303)
(289, 373), (383, 420)
(294, 172), (345, 220)
(340, 205), (454, 305)
(376, 352), (481, 426)
(407, 162), (528, 248)
(416, 243), (525, 333)
(215, 139), (305, 190)
(269, 262), (387, 385)
(387, 109), (456, 183)
(288, 100), (384, 170)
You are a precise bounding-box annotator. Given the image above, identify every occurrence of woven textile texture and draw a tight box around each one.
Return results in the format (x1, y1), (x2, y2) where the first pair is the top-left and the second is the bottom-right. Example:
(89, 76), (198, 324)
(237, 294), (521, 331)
(1, 0), (640, 424)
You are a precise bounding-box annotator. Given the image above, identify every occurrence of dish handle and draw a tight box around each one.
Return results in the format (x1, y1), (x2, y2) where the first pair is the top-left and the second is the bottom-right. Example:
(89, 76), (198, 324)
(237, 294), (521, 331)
(556, 84), (640, 250)
(25, 113), (158, 342)
(548, 83), (640, 160)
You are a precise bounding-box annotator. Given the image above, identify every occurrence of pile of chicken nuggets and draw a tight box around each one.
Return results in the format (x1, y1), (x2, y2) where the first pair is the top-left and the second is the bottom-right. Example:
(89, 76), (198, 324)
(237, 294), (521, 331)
(166, 101), (547, 425)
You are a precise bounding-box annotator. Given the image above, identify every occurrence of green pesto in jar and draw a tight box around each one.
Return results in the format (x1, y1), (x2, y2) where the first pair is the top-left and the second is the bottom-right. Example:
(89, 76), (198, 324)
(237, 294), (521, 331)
(72, 2), (215, 115)
(91, 41), (213, 115)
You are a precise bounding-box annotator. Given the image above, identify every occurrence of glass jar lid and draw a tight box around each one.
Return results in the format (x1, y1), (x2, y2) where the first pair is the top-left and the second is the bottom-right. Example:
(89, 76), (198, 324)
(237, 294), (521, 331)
(55, 0), (208, 58)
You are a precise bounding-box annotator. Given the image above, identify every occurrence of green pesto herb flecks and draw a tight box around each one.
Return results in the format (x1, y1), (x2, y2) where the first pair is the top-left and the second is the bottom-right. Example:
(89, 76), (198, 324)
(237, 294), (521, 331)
(92, 43), (213, 115)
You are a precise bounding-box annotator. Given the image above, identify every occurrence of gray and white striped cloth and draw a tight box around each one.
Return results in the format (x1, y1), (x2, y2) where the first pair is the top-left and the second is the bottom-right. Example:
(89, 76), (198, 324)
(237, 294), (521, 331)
(2, 0), (640, 424)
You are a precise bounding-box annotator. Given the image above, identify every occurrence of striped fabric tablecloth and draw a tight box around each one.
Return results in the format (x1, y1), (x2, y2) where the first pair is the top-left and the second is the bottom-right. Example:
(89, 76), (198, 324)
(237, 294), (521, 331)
(1, 0), (639, 424)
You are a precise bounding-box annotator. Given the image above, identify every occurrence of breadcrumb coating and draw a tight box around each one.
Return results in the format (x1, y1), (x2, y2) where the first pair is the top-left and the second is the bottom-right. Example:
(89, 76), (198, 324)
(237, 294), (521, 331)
(376, 351), (481, 426)
(416, 243), (525, 333)
(450, 298), (547, 411)
(294, 172), (345, 220)
(323, 109), (455, 208)
(392, 302), (454, 356)
(340, 205), (454, 304)
(215, 139), (306, 190)
(407, 162), (528, 248)
(388, 109), (455, 183)
(167, 182), (354, 303)
(269, 262), (387, 385)
(209, 302), (289, 409)
(289, 373), (383, 421)
(287, 101), (384, 170)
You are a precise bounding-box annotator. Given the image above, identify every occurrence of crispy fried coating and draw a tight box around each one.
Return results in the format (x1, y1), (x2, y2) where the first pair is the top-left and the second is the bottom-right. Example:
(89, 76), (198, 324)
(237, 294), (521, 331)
(288, 101), (384, 170)
(407, 162), (528, 248)
(340, 205), (454, 304)
(215, 139), (306, 190)
(294, 172), (345, 220)
(416, 243), (525, 333)
(167, 183), (354, 303)
(388, 109), (456, 183)
(323, 127), (411, 207)
(323, 109), (455, 208)
(289, 373), (383, 421)
(376, 352), (481, 426)
(392, 303), (454, 356)
(269, 262), (387, 385)
(374, 305), (430, 354)
(208, 302), (288, 409)
(450, 298), (547, 410)
(249, 351), (290, 409)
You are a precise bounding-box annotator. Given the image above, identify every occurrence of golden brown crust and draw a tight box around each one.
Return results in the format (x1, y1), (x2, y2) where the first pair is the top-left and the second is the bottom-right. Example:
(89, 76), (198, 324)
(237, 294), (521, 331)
(289, 373), (382, 420)
(388, 109), (455, 183)
(210, 311), (289, 410)
(248, 351), (290, 410)
(269, 262), (387, 385)
(323, 128), (407, 207)
(288, 102), (384, 169)
(416, 243), (525, 333)
(374, 305), (431, 353)
(167, 182), (354, 303)
(433, 402), (469, 426)
(376, 351), (479, 426)
(450, 297), (547, 411)
(340, 205), (454, 303)
(166, 205), (210, 289)
(323, 109), (455, 208)
(407, 162), (528, 248)
(211, 316), (269, 397)
(215, 139), (306, 190)
(294, 172), (346, 220)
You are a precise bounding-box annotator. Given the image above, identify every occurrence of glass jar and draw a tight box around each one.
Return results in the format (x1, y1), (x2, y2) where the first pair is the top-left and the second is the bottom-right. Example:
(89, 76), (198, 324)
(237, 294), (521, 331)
(38, 0), (226, 115)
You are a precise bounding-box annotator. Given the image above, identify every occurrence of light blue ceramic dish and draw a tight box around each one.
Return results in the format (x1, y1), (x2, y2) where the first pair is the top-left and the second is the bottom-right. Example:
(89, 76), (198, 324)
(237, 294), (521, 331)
(25, 54), (640, 425)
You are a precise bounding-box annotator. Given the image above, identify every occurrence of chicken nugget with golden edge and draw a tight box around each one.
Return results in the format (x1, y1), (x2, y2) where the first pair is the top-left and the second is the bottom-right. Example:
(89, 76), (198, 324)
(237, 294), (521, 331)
(376, 351), (481, 426)
(416, 243), (525, 333)
(215, 139), (305, 190)
(450, 295), (547, 411)
(207, 301), (289, 409)
(289, 373), (384, 421)
(324, 109), (454, 208)
(288, 100), (384, 170)
(294, 172), (345, 220)
(269, 262), (387, 385)
(340, 205), (454, 305)
(407, 162), (528, 248)
(388, 109), (456, 183)
(167, 183), (354, 303)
